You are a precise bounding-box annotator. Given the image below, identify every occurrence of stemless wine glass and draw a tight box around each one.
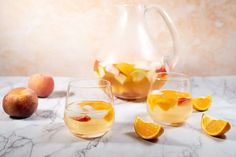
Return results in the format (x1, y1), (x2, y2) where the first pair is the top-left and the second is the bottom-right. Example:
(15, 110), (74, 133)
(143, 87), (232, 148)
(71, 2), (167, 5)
(147, 72), (192, 126)
(64, 79), (115, 138)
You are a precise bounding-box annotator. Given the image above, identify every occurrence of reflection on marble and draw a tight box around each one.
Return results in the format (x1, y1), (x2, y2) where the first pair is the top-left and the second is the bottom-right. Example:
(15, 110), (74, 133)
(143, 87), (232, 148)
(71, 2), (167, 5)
(0, 76), (236, 157)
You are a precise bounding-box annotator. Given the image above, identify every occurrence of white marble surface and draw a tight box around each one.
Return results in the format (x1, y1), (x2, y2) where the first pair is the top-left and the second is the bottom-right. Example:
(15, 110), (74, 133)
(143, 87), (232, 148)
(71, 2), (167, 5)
(0, 76), (236, 157)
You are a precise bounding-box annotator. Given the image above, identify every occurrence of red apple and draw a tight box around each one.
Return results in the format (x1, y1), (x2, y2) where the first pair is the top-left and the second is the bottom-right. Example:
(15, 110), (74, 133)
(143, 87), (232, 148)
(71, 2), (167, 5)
(28, 74), (54, 98)
(2, 87), (38, 118)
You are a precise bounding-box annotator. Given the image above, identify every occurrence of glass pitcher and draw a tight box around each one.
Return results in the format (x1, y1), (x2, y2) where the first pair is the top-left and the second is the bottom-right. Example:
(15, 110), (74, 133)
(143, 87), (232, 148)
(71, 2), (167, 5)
(94, 4), (179, 100)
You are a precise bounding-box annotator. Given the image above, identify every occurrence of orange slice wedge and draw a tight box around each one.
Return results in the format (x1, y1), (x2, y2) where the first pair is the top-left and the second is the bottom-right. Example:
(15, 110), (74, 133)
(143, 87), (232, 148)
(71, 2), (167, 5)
(114, 63), (134, 76)
(134, 116), (164, 140)
(161, 89), (191, 98)
(201, 114), (231, 137)
(192, 95), (212, 111)
(147, 94), (177, 111)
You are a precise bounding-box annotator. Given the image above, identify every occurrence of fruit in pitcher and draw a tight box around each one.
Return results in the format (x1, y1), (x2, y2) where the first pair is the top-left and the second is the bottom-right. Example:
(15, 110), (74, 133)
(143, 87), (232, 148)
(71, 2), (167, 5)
(94, 61), (167, 100)
(114, 63), (134, 76)
(2, 87), (38, 118)
(201, 114), (231, 137)
(134, 116), (164, 140)
(28, 74), (54, 98)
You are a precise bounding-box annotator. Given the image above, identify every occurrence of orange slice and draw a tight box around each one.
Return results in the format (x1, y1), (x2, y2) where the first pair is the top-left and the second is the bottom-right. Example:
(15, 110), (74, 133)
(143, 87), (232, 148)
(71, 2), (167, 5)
(80, 101), (114, 121)
(162, 89), (191, 98)
(192, 95), (212, 111)
(147, 94), (177, 111)
(114, 63), (134, 76)
(134, 116), (164, 140)
(201, 114), (231, 137)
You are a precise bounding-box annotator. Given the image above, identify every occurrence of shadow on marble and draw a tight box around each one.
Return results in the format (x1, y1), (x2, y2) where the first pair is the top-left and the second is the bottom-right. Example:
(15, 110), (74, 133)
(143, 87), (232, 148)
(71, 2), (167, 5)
(0, 113), (15, 121)
(40, 122), (100, 144)
(206, 132), (236, 141)
(30, 109), (57, 121)
(125, 132), (158, 143)
(101, 122), (160, 146)
(104, 122), (198, 147)
(48, 90), (67, 98)
(225, 130), (236, 141)
(0, 109), (58, 122)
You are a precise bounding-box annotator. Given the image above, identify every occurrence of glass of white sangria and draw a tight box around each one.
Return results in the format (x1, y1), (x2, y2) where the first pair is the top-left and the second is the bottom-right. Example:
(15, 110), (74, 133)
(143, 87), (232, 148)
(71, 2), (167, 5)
(147, 72), (192, 126)
(64, 79), (114, 138)
(94, 60), (167, 100)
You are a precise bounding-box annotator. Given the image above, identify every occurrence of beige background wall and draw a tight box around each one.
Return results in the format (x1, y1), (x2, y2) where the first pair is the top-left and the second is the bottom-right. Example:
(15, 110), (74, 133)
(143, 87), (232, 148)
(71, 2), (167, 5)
(0, 0), (236, 77)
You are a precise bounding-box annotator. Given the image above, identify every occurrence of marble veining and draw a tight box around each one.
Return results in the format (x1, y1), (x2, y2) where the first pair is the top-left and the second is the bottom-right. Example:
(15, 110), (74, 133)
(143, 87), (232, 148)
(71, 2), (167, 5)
(0, 76), (236, 157)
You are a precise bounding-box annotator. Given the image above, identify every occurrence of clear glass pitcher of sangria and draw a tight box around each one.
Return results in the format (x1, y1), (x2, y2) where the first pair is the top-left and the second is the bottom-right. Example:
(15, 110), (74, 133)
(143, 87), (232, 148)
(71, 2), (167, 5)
(94, 4), (179, 100)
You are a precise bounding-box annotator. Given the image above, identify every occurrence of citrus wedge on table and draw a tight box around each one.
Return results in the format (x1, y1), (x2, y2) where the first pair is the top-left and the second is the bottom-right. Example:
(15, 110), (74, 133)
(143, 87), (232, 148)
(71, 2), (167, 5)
(134, 116), (164, 140)
(201, 114), (231, 137)
(192, 95), (212, 111)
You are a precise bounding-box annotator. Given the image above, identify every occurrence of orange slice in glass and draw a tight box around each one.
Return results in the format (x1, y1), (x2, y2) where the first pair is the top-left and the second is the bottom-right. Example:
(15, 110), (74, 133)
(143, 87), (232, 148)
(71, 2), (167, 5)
(201, 114), (231, 137)
(161, 90), (192, 106)
(147, 94), (177, 111)
(80, 101), (114, 121)
(104, 110), (114, 121)
(134, 116), (164, 140)
(192, 95), (212, 111)
(162, 90), (191, 98)
(114, 63), (134, 76)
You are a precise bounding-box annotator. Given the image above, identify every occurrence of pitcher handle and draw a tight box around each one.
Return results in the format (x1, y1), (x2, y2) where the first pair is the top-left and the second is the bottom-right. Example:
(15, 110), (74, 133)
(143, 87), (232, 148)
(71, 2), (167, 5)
(144, 5), (179, 70)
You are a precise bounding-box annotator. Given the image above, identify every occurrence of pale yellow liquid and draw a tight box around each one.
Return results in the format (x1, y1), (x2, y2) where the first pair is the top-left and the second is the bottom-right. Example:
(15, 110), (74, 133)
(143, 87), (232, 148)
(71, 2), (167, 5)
(147, 91), (192, 125)
(147, 103), (192, 125)
(101, 72), (150, 100)
(94, 61), (166, 100)
(64, 101), (114, 138)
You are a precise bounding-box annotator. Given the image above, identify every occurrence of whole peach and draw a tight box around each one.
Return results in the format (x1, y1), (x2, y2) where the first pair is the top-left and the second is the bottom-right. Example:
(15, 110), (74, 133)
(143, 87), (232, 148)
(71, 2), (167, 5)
(2, 87), (38, 118)
(28, 74), (54, 98)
